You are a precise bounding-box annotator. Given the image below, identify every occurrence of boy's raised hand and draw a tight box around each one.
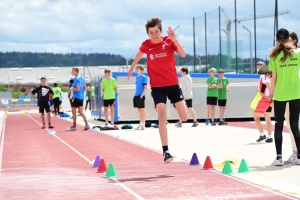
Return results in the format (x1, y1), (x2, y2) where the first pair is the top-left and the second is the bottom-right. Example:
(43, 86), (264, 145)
(167, 26), (177, 42)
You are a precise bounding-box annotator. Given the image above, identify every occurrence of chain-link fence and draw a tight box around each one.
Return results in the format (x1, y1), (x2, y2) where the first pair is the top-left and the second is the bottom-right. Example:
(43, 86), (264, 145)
(193, 0), (287, 74)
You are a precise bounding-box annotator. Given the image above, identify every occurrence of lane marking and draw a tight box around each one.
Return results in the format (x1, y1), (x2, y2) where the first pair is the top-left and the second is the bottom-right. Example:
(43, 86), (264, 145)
(27, 114), (145, 200)
(0, 115), (7, 174)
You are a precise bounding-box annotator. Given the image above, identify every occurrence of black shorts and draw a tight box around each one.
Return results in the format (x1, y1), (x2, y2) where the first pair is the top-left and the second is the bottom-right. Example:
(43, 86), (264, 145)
(185, 99), (193, 108)
(207, 97), (217, 105)
(218, 99), (227, 106)
(151, 85), (184, 106)
(266, 106), (272, 113)
(103, 99), (115, 107)
(133, 96), (145, 109)
(39, 102), (50, 113)
(71, 98), (84, 108)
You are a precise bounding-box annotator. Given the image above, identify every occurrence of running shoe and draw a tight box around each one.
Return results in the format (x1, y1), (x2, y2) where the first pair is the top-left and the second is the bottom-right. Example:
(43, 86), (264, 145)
(134, 125), (141, 130)
(205, 119), (210, 125)
(293, 157), (300, 165)
(256, 135), (266, 142)
(211, 121), (216, 126)
(284, 154), (297, 163)
(175, 123), (182, 127)
(67, 126), (77, 131)
(137, 126), (144, 130)
(218, 121), (225, 125)
(163, 152), (174, 164)
(41, 125), (46, 129)
(271, 157), (283, 166)
(265, 138), (273, 143)
(192, 121), (199, 127)
(83, 125), (90, 131)
(48, 125), (54, 129)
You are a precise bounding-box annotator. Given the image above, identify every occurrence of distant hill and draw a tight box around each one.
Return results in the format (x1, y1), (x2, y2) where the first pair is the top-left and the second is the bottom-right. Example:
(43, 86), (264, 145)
(0, 52), (197, 67)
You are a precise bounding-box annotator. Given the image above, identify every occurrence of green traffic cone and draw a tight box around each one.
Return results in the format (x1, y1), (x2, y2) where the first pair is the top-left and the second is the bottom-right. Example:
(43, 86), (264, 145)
(105, 163), (117, 178)
(238, 159), (250, 173)
(222, 160), (234, 175)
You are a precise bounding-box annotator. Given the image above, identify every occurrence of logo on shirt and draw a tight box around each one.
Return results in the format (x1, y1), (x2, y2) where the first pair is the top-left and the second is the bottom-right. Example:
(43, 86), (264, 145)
(150, 54), (154, 60)
(41, 88), (49, 96)
(162, 44), (165, 49)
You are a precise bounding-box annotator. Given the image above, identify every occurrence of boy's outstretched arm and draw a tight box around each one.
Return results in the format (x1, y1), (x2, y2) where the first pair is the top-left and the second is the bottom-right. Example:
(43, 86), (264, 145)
(127, 51), (144, 80)
(167, 26), (186, 57)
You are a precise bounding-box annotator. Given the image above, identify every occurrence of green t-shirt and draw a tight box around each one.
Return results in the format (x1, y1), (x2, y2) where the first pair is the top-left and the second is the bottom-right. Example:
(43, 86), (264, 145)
(217, 77), (229, 100)
(91, 86), (95, 97)
(206, 77), (218, 97)
(269, 50), (300, 101)
(100, 77), (118, 100)
(52, 87), (61, 99)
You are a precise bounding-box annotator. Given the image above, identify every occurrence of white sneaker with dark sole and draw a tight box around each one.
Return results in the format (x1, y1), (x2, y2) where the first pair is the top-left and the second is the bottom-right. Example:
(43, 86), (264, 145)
(284, 154), (297, 163)
(271, 157), (283, 166)
(67, 126), (77, 131)
(293, 158), (300, 165)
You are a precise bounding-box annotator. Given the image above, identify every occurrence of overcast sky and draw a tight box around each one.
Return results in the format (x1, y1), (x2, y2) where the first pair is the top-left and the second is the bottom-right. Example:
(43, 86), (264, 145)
(0, 0), (298, 58)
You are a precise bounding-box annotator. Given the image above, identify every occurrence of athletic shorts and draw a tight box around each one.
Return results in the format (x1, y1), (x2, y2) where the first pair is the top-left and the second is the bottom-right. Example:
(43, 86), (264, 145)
(71, 98), (84, 108)
(133, 96), (145, 109)
(207, 97), (217, 105)
(218, 99), (227, 106)
(266, 106), (272, 113)
(39, 102), (51, 113)
(103, 99), (115, 107)
(49, 100), (54, 106)
(185, 99), (193, 108)
(151, 85), (184, 106)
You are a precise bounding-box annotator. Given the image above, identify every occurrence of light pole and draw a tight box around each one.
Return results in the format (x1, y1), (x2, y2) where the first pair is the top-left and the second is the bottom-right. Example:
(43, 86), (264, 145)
(196, 55), (201, 72)
(243, 26), (253, 74)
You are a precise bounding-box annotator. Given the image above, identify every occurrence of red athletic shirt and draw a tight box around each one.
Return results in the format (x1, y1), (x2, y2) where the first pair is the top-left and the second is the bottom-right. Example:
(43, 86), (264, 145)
(139, 36), (179, 88)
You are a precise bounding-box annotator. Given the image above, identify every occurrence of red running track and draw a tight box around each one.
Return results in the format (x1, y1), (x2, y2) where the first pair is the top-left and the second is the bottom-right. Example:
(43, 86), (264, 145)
(0, 114), (296, 200)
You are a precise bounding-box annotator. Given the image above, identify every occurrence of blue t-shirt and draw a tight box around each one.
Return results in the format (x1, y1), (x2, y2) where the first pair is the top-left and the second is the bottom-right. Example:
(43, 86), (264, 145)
(135, 74), (147, 96)
(73, 76), (85, 100)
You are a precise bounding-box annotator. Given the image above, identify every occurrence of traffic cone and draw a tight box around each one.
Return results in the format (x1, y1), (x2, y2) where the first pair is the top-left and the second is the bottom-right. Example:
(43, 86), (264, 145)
(105, 163), (117, 178)
(238, 159), (250, 173)
(190, 153), (200, 165)
(92, 155), (101, 168)
(5, 110), (8, 116)
(203, 156), (214, 169)
(222, 160), (234, 175)
(96, 159), (107, 173)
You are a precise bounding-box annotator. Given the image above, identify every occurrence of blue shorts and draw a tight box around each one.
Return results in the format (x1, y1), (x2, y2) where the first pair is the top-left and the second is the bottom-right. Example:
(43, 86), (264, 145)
(49, 100), (54, 106)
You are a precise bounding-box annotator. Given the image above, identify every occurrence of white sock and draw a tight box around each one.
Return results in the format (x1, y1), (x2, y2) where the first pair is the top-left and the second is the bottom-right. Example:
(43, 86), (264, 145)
(267, 135), (272, 139)
(140, 123), (145, 127)
(260, 133), (265, 136)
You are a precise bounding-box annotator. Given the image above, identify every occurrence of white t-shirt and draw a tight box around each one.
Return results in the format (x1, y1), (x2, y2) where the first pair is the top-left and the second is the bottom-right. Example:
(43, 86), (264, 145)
(258, 76), (271, 96)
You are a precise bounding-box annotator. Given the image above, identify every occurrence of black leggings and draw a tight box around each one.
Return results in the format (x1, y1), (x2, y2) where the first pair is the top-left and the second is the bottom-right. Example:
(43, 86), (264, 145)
(85, 99), (91, 111)
(53, 97), (60, 114)
(274, 99), (300, 155)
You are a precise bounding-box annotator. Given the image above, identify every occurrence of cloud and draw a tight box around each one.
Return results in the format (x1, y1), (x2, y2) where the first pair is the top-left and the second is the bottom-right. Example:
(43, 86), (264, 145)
(0, 0), (298, 58)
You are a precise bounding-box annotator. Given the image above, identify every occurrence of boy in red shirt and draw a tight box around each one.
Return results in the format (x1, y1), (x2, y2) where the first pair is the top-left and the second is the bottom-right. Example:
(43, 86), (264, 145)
(128, 17), (188, 163)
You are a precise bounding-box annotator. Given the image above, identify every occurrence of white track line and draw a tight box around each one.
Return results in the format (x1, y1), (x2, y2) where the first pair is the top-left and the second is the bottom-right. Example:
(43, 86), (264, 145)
(0, 115), (7, 174)
(26, 114), (145, 200)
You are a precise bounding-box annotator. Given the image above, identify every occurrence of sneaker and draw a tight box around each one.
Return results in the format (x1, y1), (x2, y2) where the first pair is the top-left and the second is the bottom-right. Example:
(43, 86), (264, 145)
(41, 125), (46, 129)
(293, 157), (300, 165)
(105, 122), (109, 127)
(256, 135), (266, 142)
(265, 138), (273, 143)
(134, 125), (141, 130)
(192, 121), (199, 127)
(218, 121), (225, 125)
(271, 157), (283, 166)
(163, 152), (174, 163)
(175, 123), (182, 127)
(48, 125), (54, 129)
(205, 119), (210, 125)
(110, 122), (114, 126)
(137, 126), (145, 130)
(211, 121), (216, 126)
(285, 154), (297, 163)
(83, 125), (90, 131)
(67, 126), (77, 131)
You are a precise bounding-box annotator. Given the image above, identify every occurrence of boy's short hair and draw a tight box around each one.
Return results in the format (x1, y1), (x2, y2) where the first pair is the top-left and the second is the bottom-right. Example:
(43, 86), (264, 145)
(266, 70), (272, 75)
(40, 77), (46, 81)
(135, 65), (144, 71)
(145, 17), (162, 33)
(218, 69), (225, 73)
(208, 68), (216, 73)
(53, 83), (57, 87)
(72, 67), (79, 72)
(104, 68), (111, 73)
(180, 67), (188, 74)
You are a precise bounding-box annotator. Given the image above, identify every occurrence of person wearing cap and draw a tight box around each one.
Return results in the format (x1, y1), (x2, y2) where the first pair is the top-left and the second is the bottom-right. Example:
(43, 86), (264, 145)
(284, 31), (300, 163)
(267, 28), (300, 166)
(256, 61), (265, 72)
